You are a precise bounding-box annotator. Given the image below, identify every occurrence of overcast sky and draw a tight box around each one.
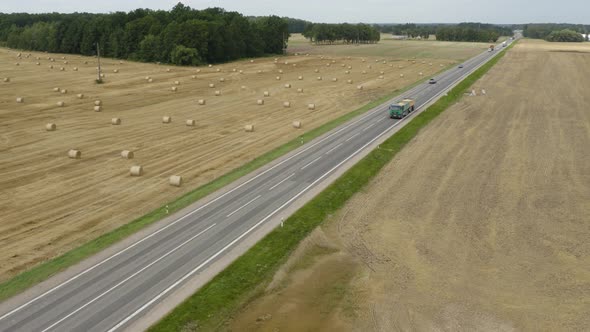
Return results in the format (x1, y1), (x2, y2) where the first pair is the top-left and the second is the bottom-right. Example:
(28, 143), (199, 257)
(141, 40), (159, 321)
(1, 0), (588, 24)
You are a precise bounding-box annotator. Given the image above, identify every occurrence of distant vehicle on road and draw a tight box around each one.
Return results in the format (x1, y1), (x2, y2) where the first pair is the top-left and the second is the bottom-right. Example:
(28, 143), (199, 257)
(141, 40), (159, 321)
(429, 78), (437, 84)
(458, 64), (464, 68)
(389, 99), (415, 119)
(489, 44), (495, 52)
(502, 41), (507, 47)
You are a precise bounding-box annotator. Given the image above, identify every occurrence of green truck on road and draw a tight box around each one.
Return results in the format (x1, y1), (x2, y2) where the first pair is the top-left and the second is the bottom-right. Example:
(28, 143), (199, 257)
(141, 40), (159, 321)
(389, 99), (415, 119)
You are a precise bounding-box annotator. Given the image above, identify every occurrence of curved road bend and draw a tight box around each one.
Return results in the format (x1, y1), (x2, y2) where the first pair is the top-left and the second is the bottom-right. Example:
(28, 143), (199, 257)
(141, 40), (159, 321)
(0, 38), (516, 331)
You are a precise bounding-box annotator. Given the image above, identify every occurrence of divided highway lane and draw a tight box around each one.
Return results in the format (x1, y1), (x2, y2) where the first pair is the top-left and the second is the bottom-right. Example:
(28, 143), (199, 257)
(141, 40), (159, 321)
(0, 39), (514, 332)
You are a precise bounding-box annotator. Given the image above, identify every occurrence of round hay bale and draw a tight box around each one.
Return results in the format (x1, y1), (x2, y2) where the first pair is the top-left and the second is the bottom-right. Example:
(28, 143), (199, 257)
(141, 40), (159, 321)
(232, 68), (237, 72)
(362, 59), (366, 62)
(298, 75), (303, 80)
(119, 60), (124, 64)
(250, 60), (254, 63)
(284, 83), (291, 88)
(169, 175), (183, 187)
(278, 69), (283, 74)
(400, 74), (405, 78)
(307, 103), (316, 110)
(239, 70), (243, 74)
(166, 68), (171, 72)
(174, 80), (180, 85)
(317, 76), (322, 81)
(292, 63), (297, 67)
(60, 67), (65, 71)
(216, 68), (220, 72)
(241, 85), (246, 89)
(362, 70), (367, 74)
(341, 64), (345, 67)
(60, 89), (67, 94)
(121, 150), (134, 159)
(345, 70), (350, 74)
(219, 77), (225, 82)
(208, 64), (213, 68)
(50, 58), (55, 62)
(61, 56), (65, 60)
(292, 121), (302, 129)
(331, 60), (336, 63)
(186, 119), (196, 126)
(284, 61), (289, 65)
(148, 78), (153, 83)
(17, 52), (21, 57)
(326, 63), (331, 67)
(94, 106), (102, 112)
(380, 71), (385, 75)
(113, 69), (119, 73)
(244, 124), (254, 132)
(209, 83), (215, 88)
(196, 69), (201, 73)
(297, 88), (303, 93)
(314, 69), (319, 73)
(347, 66), (352, 69)
(429, 63), (433, 66)
(276, 76), (281, 80)
(162, 116), (172, 123)
(57, 101), (65, 107)
(130, 166), (143, 176)
(100, 73), (105, 78)
(49, 65), (54, 69)
(440, 64), (444, 67)
(264, 91), (270, 97)
(73, 67), (78, 71)
(257, 99), (264, 105)
(332, 78), (337, 82)
(357, 85), (363, 90)
(46, 123), (56, 131)
(283, 101), (291, 108)
(16, 97), (24, 103)
(347, 79), (353, 84)
(68, 149), (81, 159)
(191, 75), (197, 79)
(15, 62), (19, 66)
(399, 65), (403, 69)
(3, 77), (9, 82)
(198, 99), (206, 105)
(419, 72), (423, 76)
(145, 76), (151, 80)
(111, 117), (121, 125)
(368, 65), (372, 69)
(412, 60), (416, 64)
(53, 87), (60, 92)
(36, 62), (40, 66)
(95, 100), (102, 106)
(171, 86), (177, 92)
(378, 75), (384, 79)
(215, 90), (221, 96)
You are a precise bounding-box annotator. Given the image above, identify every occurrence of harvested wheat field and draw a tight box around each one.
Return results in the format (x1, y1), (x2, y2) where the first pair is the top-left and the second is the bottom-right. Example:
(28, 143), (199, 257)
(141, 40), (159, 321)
(228, 39), (590, 331)
(0, 42), (481, 281)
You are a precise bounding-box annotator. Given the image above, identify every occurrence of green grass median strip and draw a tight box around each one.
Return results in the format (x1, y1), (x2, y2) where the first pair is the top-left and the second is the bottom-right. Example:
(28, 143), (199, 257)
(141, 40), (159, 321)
(0, 67), (436, 303)
(149, 41), (517, 332)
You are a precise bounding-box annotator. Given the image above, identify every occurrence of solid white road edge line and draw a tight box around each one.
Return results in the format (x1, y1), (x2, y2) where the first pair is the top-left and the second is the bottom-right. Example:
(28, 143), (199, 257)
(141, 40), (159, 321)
(107, 113), (410, 332)
(41, 223), (216, 332)
(226, 195), (262, 218)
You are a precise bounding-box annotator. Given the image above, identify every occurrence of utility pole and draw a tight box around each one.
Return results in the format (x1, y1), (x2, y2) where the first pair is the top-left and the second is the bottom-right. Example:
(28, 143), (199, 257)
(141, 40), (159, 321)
(96, 42), (102, 82)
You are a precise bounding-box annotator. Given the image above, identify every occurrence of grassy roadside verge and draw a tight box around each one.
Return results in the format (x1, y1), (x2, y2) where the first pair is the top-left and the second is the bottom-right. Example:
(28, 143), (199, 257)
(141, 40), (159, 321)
(150, 41), (517, 331)
(0, 67), (440, 302)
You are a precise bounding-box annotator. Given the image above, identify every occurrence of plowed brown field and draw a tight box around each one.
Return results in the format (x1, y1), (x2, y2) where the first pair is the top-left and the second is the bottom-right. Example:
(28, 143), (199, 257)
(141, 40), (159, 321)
(228, 39), (590, 331)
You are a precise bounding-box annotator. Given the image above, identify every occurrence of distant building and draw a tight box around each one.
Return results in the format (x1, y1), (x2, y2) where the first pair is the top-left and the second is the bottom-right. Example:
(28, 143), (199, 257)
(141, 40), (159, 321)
(391, 35), (408, 40)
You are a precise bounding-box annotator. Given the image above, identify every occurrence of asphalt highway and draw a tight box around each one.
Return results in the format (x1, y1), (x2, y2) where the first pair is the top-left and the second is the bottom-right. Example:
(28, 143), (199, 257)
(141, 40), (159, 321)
(0, 38), (515, 331)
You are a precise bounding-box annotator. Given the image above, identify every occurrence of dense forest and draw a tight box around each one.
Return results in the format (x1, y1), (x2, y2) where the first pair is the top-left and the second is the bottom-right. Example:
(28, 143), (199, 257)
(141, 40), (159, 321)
(0, 3), (289, 65)
(302, 23), (380, 44)
(374, 22), (513, 42)
(523, 23), (589, 40)
(545, 29), (586, 42)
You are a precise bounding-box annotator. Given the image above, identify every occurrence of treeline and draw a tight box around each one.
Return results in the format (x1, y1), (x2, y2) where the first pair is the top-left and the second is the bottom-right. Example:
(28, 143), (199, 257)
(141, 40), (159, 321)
(523, 23), (589, 40)
(247, 16), (311, 33)
(0, 3), (289, 65)
(302, 23), (380, 44)
(546, 29), (586, 42)
(374, 22), (512, 42)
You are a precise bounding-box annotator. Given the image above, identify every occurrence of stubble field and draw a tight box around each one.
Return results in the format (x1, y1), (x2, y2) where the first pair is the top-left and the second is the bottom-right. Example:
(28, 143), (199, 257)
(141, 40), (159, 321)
(0, 40), (486, 282)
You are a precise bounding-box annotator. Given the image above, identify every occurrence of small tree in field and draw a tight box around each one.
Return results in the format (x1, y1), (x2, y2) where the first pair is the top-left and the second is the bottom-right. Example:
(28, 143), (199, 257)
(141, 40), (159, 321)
(170, 45), (201, 66)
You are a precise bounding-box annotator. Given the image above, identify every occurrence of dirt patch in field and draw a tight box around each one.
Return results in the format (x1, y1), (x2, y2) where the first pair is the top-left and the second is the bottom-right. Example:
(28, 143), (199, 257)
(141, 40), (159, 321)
(226, 39), (590, 331)
(0, 43), (467, 282)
